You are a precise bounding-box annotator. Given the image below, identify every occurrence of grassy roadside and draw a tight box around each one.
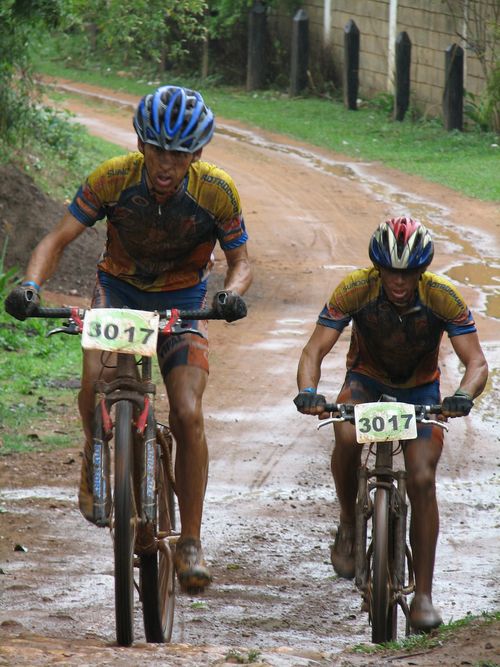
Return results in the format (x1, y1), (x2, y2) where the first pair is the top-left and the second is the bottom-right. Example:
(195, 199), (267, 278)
(351, 610), (500, 655)
(35, 59), (500, 202)
(0, 302), (82, 455)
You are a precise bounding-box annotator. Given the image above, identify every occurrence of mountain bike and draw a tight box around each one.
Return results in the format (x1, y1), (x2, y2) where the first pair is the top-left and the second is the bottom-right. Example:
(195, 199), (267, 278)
(29, 304), (224, 646)
(318, 396), (447, 644)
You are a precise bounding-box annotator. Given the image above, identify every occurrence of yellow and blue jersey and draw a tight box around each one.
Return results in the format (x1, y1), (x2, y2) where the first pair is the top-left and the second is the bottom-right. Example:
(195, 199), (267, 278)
(69, 152), (248, 291)
(318, 267), (476, 388)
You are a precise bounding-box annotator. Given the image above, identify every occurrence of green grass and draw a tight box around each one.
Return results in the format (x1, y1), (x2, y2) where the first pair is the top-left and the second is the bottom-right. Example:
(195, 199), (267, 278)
(34, 58), (500, 201)
(352, 610), (500, 654)
(0, 258), (82, 455)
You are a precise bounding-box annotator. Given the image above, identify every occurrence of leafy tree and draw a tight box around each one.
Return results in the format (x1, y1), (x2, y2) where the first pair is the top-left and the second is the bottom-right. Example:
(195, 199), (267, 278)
(0, 1), (66, 144)
(54, 0), (207, 73)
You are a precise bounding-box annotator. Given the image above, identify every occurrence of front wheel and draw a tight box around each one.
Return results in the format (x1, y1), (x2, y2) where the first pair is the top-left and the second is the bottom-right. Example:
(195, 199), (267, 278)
(371, 487), (397, 644)
(140, 422), (176, 642)
(114, 400), (136, 647)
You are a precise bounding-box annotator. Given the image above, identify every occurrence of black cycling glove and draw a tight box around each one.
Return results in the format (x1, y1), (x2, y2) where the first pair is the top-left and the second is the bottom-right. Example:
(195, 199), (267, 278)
(293, 388), (327, 413)
(4, 284), (40, 321)
(442, 389), (474, 417)
(212, 290), (247, 322)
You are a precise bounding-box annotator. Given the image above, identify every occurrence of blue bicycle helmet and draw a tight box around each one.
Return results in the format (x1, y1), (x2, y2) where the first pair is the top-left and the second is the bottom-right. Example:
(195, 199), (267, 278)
(369, 217), (434, 270)
(133, 85), (215, 152)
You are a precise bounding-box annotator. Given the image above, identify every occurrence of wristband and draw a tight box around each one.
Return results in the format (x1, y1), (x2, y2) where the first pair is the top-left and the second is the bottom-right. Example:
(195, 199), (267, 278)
(301, 387), (317, 394)
(22, 280), (41, 292)
(454, 388), (472, 400)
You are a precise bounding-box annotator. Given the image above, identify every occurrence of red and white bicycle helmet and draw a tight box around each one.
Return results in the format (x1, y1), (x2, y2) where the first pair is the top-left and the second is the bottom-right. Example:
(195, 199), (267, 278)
(133, 85), (215, 153)
(369, 217), (434, 270)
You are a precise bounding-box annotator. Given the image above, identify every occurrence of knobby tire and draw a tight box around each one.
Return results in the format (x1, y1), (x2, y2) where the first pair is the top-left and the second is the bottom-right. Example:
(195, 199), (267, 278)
(140, 423), (176, 642)
(114, 400), (136, 647)
(371, 487), (397, 643)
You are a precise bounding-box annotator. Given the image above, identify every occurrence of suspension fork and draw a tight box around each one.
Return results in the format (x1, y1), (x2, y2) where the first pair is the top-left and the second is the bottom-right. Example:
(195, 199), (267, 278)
(393, 469), (408, 591)
(355, 464), (370, 590)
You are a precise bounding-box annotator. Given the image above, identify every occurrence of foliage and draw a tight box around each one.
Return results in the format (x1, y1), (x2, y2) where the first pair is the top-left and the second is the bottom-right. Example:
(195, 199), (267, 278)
(223, 648), (262, 664)
(0, 255), (82, 454)
(0, 1), (67, 144)
(47, 0), (207, 74)
(0, 240), (19, 296)
(206, 0), (300, 38)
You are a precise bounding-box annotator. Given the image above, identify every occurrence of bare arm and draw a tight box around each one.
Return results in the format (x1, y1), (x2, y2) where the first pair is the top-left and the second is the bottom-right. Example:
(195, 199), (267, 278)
(297, 323), (342, 392)
(449, 331), (488, 399)
(222, 243), (252, 296)
(23, 212), (87, 287)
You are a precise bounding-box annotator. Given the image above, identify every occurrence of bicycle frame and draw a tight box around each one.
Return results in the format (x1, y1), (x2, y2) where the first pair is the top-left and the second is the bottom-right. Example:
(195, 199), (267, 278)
(355, 439), (413, 639)
(92, 352), (157, 536)
(319, 399), (446, 644)
(26, 304), (224, 646)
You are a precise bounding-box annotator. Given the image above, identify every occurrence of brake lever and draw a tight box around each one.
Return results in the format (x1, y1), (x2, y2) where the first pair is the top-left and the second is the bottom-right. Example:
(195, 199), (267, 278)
(420, 417), (449, 431)
(169, 323), (206, 339)
(317, 404), (355, 430)
(317, 416), (347, 429)
(47, 321), (82, 336)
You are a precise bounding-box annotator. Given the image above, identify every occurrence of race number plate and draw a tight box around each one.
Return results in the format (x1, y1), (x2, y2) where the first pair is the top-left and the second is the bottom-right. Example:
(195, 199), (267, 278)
(81, 308), (159, 357)
(354, 402), (417, 444)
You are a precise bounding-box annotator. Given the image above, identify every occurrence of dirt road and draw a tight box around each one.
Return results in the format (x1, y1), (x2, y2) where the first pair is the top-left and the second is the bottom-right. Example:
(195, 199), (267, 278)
(0, 79), (499, 666)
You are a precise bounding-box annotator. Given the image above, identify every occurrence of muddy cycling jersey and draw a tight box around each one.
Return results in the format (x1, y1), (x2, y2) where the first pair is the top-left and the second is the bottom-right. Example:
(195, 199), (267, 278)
(318, 268), (476, 387)
(68, 152), (248, 291)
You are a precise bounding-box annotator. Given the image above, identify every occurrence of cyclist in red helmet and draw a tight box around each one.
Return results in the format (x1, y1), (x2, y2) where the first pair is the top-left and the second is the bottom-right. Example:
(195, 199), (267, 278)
(294, 217), (488, 632)
(5, 85), (253, 593)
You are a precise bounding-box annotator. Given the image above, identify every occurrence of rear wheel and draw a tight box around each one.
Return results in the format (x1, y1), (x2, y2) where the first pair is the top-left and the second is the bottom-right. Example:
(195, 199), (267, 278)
(140, 422), (176, 642)
(371, 487), (397, 644)
(114, 400), (136, 647)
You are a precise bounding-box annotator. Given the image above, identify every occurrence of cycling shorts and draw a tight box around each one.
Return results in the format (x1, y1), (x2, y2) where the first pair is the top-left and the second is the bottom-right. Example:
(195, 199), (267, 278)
(336, 371), (442, 441)
(91, 270), (209, 377)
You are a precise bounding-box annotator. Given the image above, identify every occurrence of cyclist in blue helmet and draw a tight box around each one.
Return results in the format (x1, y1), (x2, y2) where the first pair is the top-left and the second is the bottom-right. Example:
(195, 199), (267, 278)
(5, 85), (253, 594)
(294, 217), (488, 632)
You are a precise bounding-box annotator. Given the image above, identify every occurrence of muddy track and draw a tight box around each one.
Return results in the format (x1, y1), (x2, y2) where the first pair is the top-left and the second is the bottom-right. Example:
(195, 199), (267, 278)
(0, 77), (499, 666)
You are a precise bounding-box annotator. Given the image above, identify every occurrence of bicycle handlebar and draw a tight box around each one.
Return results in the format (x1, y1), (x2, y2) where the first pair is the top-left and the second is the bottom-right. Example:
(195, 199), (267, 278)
(28, 306), (227, 321)
(322, 402), (443, 417)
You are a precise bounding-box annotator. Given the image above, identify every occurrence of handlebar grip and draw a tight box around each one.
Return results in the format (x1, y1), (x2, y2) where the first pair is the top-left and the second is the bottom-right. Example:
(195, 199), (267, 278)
(425, 404), (442, 415)
(176, 308), (225, 320)
(323, 403), (338, 413)
(30, 306), (74, 318)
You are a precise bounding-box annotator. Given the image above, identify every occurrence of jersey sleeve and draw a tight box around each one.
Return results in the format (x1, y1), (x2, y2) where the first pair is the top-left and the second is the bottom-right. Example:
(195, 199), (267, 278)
(421, 273), (477, 337)
(317, 269), (377, 331)
(200, 167), (248, 250)
(68, 181), (106, 227)
(68, 154), (142, 227)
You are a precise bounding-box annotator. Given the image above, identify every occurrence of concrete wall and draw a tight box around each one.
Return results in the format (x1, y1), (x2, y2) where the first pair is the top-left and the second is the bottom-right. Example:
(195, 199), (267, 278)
(269, 0), (493, 116)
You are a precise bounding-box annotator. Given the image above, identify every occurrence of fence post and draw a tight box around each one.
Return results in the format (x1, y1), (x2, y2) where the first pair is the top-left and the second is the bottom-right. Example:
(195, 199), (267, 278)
(290, 9), (309, 96)
(344, 19), (360, 110)
(443, 43), (464, 131)
(393, 31), (411, 121)
(246, 0), (267, 91)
